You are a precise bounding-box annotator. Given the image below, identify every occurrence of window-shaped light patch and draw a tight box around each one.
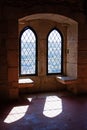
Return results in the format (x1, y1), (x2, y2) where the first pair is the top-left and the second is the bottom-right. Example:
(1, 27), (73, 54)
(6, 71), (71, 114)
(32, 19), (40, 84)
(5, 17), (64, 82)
(18, 78), (34, 84)
(43, 96), (62, 118)
(20, 28), (37, 75)
(47, 29), (62, 74)
(4, 105), (29, 124)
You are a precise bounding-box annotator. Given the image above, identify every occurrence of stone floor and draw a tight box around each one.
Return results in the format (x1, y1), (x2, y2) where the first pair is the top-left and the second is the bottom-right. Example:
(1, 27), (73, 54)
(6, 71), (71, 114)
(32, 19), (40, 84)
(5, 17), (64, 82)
(0, 91), (87, 130)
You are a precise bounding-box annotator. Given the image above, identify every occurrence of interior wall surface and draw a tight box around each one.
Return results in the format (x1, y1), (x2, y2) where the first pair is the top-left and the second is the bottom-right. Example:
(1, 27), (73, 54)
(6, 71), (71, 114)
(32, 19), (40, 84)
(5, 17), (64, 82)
(0, 0), (87, 99)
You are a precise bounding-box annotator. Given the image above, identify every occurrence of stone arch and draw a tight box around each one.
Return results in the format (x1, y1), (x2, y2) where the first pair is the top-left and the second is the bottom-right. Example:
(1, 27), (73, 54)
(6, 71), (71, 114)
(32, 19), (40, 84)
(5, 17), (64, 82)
(19, 13), (78, 78)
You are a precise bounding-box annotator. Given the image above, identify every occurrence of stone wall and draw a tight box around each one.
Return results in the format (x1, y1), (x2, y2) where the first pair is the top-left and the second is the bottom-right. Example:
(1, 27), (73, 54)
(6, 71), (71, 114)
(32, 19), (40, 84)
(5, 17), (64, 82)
(0, 0), (87, 100)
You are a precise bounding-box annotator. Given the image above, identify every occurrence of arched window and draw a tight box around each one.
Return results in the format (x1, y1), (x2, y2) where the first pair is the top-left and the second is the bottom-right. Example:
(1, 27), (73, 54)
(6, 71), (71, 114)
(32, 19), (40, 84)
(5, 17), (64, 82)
(47, 28), (63, 75)
(19, 27), (38, 76)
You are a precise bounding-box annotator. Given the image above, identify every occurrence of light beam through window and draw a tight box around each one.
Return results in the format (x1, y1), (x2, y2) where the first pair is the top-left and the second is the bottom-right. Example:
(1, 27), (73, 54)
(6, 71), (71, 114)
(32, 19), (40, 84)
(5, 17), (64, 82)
(4, 105), (29, 124)
(43, 96), (62, 118)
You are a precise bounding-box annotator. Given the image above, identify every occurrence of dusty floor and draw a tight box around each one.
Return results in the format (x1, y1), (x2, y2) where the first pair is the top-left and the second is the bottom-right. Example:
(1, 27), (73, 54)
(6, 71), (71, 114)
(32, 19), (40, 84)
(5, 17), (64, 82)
(0, 91), (87, 130)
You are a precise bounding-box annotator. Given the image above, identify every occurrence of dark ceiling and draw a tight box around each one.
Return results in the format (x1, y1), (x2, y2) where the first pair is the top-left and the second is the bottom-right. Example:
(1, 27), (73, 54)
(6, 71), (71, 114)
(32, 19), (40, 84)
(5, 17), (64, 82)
(1, 0), (87, 15)
(1, 0), (83, 7)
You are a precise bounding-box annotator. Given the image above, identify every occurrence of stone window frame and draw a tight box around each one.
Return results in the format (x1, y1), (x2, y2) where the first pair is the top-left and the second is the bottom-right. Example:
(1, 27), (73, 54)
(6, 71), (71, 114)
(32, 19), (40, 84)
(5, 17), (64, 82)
(18, 14), (78, 79)
(46, 27), (63, 75)
(19, 26), (38, 76)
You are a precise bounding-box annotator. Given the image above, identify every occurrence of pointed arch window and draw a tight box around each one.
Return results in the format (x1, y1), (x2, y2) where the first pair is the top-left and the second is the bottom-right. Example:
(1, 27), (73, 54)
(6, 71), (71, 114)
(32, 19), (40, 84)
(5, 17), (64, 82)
(47, 28), (63, 75)
(19, 27), (38, 76)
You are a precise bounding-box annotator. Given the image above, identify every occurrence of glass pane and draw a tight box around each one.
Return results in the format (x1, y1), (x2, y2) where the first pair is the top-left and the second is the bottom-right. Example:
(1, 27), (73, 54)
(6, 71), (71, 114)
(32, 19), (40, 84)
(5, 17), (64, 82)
(48, 29), (62, 74)
(21, 28), (36, 75)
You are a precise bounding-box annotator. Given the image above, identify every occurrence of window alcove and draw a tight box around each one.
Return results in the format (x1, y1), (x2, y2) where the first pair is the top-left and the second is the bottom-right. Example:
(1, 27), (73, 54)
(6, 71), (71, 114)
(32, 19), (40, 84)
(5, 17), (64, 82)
(18, 13), (78, 89)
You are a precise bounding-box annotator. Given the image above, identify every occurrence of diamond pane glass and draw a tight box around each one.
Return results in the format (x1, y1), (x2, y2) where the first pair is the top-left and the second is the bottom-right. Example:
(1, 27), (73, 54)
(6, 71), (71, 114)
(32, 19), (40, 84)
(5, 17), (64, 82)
(48, 29), (62, 74)
(20, 28), (36, 75)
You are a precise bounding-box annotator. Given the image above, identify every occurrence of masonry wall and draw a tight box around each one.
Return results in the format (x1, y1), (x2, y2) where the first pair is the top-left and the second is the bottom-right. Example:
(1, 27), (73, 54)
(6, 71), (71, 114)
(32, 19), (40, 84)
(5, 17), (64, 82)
(18, 19), (66, 94)
(0, 1), (87, 100)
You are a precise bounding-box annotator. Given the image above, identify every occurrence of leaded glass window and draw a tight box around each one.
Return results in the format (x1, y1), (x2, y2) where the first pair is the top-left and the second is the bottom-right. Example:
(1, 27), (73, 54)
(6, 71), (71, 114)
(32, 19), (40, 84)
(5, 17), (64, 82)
(47, 28), (63, 75)
(19, 27), (37, 76)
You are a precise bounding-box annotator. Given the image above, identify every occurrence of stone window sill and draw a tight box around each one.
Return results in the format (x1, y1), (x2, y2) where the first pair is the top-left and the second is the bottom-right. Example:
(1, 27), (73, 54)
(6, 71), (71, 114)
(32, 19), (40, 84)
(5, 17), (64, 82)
(56, 76), (77, 84)
(18, 78), (34, 88)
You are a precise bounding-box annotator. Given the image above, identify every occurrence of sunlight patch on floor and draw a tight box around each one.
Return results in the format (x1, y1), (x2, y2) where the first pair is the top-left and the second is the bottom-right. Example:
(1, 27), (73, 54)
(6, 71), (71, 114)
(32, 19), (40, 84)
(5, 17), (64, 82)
(43, 96), (62, 118)
(4, 105), (29, 124)
(27, 97), (32, 102)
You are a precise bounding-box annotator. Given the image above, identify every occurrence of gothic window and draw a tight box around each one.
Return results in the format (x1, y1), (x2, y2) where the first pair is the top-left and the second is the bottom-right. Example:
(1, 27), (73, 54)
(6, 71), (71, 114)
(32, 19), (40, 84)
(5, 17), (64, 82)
(47, 28), (63, 75)
(19, 27), (38, 76)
